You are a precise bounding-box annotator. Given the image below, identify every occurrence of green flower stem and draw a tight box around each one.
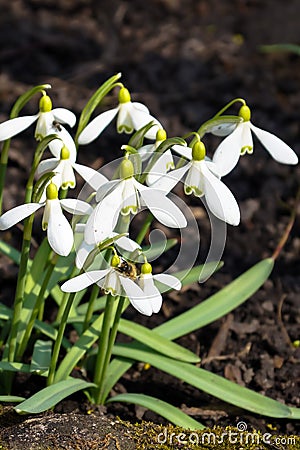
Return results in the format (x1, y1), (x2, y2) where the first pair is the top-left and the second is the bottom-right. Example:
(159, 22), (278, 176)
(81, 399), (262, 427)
(98, 296), (125, 404)
(136, 212), (153, 245)
(8, 213), (35, 361)
(82, 284), (100, 332)
(0, 139), (11, 215)
(55, 266), (79, 323)
(93, 294), (116, 403)
(47, 292), (76, 386)
(211, 98), (246, 119)
(16, 253), (57, 360)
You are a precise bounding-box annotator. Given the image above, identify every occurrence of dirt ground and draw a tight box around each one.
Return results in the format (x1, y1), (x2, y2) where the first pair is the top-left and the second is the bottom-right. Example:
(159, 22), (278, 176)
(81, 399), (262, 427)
(0, 0), (299, 448)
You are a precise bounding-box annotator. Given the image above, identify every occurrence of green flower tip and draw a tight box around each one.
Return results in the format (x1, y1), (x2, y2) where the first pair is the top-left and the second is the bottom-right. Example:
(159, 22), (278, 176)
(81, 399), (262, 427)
(46, 182), (58, 200)
(60, 146), (70, 160)
(118, 87), (131, 104)
(156, 128), (167, 141)
(239, 104), (251, 122)
(111, 255), (120, 267)
(192, 141), (206, 161)
(39, 95), (52, 113)
(141, 262), (152, 274)
(120, 158), (134, 179)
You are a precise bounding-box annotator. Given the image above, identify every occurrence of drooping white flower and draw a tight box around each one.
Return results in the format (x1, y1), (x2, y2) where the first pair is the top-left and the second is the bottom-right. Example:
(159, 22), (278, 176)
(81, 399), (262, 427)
(213, 104), (298, 176)
(137, 262), (181, 315)
(0, 94), (76, 145)
(61, 254), (155, 316)
(0, 183), (92, 256)
(84, 158), (187, 245)
(78, 87), (162, 145)
(151, 141), (240, 226)
(37, 145), (108, 192)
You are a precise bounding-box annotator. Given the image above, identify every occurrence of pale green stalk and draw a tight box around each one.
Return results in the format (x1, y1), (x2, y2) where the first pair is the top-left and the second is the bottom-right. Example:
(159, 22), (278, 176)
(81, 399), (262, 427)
(97, 296), (125, 404)
(16, 254), (57, 360)
(47, 292), (76, 386)
(82, 284), (100, 332)
(93, 294), (115, 403)
(0, 139), (11, 215)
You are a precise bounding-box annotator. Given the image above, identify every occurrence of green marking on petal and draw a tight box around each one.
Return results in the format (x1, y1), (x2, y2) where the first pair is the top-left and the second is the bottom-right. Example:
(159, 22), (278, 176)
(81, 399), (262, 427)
(39, 95), (52, 113)
(241, 145), (253, 155)
(184, 184), (203, 197)
(61, 181), (75, 189)
(118, 87), (131, 104)
(121, 205), (138, 215)
(239, 105), (251, 122)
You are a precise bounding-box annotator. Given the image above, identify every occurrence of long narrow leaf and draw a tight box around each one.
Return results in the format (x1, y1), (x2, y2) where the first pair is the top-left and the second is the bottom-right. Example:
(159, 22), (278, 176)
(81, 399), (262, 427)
(0, 395), (25, 402)
(112, 344), (291, 418)
(15, 379), (96, 414)
(0, 240), (22, 265)
(30, 340), (52, 373)
(107, 393), (204, 430)
(118, 319), (200, 363)
(155, 258), (274, 339)
(0, 361), (31, 373)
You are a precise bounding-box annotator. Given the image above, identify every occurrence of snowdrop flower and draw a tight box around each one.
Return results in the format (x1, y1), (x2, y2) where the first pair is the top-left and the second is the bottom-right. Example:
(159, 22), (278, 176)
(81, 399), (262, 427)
(37, 145), (108, 192)
(137, 262), (181, 315)
(213, 104), (298, 176)
(0, 93), (76, 144)
(61, 254), (154, 316)
(138, 128), (168, 161)
(0, 183), (92, 256)
(152, 141), (240, 226)
(78, 87), (162, 145)
(84, 158), (187, 245)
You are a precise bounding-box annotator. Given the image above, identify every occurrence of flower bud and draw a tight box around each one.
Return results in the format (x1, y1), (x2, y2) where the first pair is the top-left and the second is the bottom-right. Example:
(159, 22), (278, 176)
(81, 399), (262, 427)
(192, 141), (206, 161)
(120, 158), (134, 179)
(156, 128), (167, 142)
(239, 105), (251, 122)
(39, 95), (52, 113)
(118, 87), (131, 104)
(60, 146), (70, 160)
(46, 182), (58, 200)
(141, 262), (152, 274)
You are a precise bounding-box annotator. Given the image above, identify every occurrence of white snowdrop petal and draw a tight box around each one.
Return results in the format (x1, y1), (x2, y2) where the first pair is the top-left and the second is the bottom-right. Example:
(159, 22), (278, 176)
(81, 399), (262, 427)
(117, 103), (134, 133)
(78, 107), (119, 144)
(149, 164), (190, 193)
(146, 150), (174, 186)
(36, 158), (59, 178)
(139, 188), (187, 228)
(0, 203), (43, 230)
(139, 276), (162, 313)
(47, 200), (74, 256)
(95, 179), (120, 203)
(52, 108), (76, 127)
(48, 126), (77, 161)
(212, 124), (244, 176)
(138, 144), (154, 162)
(72, 163), (108, 191)
(61, 270), (109, 292)
(153, 273), (181, 290)
(202, 163), (240, 226)
(75, 240), (93, 269)
(185, 162), (204, 197)
(115, 235), (141, 252)
(250, 124), (298, 164)
(0, 115), (39, 141)
(131, 108), (162, 140)
(120, 277), (153, 316)
(60, 198), (93, 215)
(172, 144), (192, 160)
(131, 102), (150, 114)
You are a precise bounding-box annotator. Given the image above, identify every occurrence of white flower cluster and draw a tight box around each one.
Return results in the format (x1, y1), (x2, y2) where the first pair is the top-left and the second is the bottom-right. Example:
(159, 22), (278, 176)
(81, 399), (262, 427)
(0, 79), (298, 315)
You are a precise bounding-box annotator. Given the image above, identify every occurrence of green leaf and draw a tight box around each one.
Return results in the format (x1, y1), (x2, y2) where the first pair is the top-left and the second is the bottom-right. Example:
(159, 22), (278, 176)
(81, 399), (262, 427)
(107, 393), (204, 429)
(155, 137), (187, 154)
(0, 303), (13, 320)
(173, 261), (224, 287)
(15, 379), (96, 414)
(288, 407), (300, 419)
(155, 258), (274, 340)
(199, 115), (243, 137)
(30, 340), (52, 374)
(0, 395), (25, 402)
(112, 345), (291, 418)
(118, 319), (200, 363)
(10, 84), (51, 118)
(0, 239), (22, 265)
(101, 357), (133, 401)
(128, 121), (159, 148)
(260, 43), (300, 56)
(0, 361), (31, 373)
(140, 238), (178, 263)
(75, 73), (122, 142)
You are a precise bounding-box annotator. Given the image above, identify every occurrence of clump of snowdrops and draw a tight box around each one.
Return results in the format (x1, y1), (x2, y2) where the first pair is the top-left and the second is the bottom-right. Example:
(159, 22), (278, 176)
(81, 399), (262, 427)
(0, 73), (299, 428)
